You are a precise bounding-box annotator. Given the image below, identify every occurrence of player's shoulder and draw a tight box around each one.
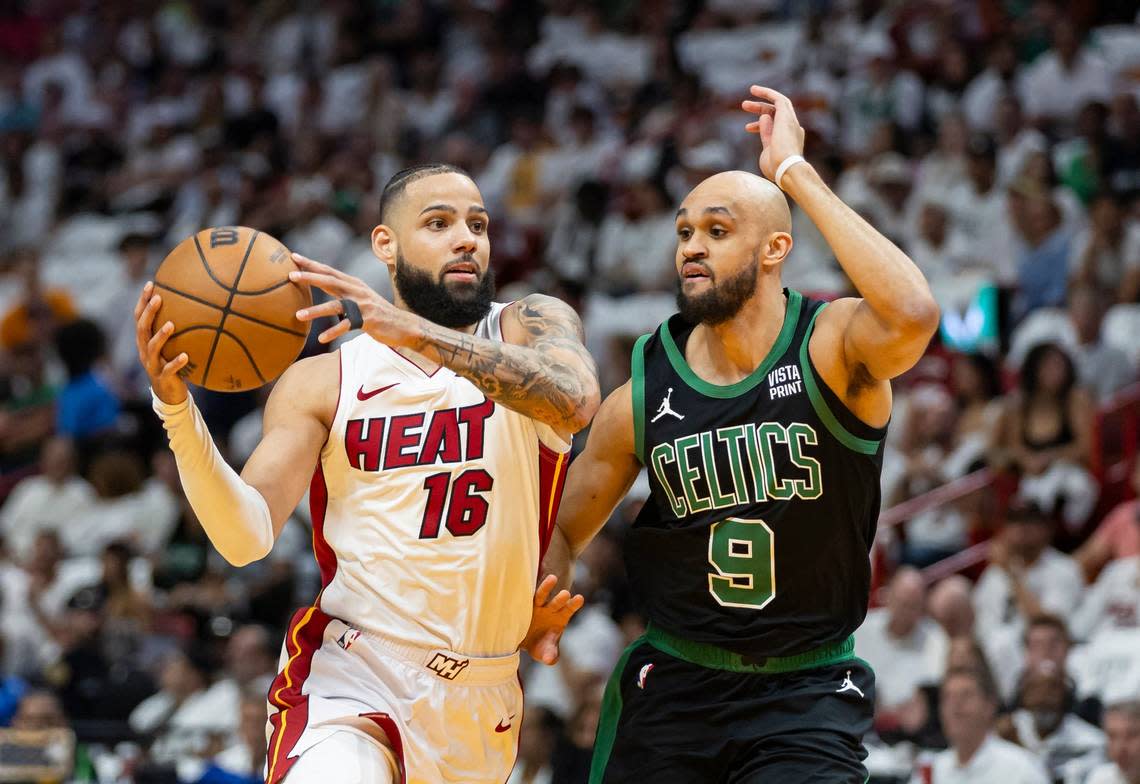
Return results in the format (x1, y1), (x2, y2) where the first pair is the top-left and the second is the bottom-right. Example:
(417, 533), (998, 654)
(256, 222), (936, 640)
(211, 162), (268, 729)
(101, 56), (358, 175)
(501, 293), (584, 345)
(266, 351), (340, 426)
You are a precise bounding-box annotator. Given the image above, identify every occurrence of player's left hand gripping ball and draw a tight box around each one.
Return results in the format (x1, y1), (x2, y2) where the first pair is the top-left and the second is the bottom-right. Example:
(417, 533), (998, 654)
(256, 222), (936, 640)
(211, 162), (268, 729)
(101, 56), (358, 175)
(522, 575), (585, 666)
(290, 253), (416, 346)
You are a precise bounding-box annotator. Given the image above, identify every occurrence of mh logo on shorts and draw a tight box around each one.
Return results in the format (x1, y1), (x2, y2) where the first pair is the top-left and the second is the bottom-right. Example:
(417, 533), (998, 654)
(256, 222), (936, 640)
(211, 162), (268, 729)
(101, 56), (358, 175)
(427, 652), (470, 681)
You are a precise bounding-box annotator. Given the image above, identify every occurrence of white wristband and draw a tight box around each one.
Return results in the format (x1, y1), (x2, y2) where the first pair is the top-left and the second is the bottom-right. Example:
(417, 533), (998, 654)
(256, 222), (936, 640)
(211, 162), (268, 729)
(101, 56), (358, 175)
(775, 155), (807, 190)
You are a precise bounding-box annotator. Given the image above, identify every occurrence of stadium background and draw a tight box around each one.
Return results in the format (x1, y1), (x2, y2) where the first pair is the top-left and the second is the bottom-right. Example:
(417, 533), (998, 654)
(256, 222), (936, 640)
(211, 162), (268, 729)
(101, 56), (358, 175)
(1, 0), (1139, 781)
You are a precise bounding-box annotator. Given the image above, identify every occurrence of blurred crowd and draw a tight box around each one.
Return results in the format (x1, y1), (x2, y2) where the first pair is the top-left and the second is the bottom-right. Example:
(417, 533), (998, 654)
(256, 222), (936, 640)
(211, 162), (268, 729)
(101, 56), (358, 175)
(2, 0), (1140, 782)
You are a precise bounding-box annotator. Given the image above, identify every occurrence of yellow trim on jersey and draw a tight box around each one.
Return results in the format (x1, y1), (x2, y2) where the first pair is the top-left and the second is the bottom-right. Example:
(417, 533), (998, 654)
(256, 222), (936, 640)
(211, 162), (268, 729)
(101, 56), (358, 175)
(547, 452), (566, 524)
(267, 606), (317, 783)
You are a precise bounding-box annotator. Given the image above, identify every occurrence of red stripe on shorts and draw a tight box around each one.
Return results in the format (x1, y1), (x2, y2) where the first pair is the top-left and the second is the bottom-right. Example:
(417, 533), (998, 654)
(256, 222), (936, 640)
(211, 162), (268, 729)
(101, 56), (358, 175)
(264, 606), (332, 784)
(360, 712), (407, 784)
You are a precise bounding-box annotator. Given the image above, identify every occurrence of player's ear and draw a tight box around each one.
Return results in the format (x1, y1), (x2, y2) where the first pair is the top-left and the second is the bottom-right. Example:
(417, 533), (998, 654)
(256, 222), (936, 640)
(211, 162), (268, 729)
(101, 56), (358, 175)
(763, 231), (792, 266)
(372, 224), (397, 271)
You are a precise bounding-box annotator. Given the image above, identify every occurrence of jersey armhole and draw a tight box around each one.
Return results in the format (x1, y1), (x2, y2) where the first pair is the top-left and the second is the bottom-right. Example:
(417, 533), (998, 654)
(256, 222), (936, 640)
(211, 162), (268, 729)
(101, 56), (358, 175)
(631, 332), (650, 465)
(798, 305), (884, 455)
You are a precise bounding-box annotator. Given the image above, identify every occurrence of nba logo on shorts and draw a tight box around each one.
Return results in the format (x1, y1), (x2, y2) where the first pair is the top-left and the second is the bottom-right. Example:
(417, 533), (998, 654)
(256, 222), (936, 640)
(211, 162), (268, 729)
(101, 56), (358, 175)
(427, 652), (470, 681)
(337, 628), (361, 651)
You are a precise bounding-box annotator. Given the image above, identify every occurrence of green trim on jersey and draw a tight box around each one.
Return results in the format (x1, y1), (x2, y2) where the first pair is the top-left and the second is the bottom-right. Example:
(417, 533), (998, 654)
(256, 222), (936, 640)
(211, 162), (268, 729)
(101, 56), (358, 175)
(798, 305), (882, 455)
(645, 624), (855, 673)
(631, 333), (650, 464)
(660, 289), (804, 399)
(589, 638), (645, 784)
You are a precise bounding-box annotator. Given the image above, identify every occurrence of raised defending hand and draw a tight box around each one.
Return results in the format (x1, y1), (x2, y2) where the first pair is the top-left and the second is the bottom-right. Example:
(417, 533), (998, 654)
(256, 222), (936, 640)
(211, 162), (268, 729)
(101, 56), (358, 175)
(741, 85), (806, 183)
(290, 253), (418, 347)
(134, 281), (189, 405)
(522, 574), (585, 665)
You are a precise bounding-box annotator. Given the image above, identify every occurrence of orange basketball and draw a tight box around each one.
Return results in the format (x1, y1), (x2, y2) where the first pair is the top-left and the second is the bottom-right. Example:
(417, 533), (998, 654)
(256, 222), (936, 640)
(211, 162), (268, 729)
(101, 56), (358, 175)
(153, 226), (312, 392)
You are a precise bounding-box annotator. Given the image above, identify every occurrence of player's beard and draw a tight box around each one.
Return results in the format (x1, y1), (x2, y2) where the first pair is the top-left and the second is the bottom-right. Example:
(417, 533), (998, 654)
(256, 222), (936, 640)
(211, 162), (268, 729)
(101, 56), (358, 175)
(676, 251), (759, 326)
(394, 251), (496, 329)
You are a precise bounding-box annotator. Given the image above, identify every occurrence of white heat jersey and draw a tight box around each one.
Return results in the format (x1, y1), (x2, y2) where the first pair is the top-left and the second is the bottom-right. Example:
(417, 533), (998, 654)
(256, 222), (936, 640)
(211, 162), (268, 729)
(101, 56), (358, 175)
(308, 302), (570, 657)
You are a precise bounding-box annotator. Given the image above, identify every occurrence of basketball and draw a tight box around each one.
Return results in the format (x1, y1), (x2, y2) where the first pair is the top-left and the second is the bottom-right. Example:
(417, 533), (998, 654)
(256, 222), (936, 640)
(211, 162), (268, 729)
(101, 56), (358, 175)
(153, 226), (312, 392)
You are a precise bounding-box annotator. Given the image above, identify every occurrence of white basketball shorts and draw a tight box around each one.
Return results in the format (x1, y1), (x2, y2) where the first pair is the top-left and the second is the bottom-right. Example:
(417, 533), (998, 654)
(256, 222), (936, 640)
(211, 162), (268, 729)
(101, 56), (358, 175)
(264, 606), (523, 784)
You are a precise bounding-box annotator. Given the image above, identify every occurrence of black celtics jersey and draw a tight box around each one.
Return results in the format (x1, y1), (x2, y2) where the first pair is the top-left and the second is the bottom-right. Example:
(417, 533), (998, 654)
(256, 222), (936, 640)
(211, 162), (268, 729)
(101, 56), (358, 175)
(627, 289), (886, 659)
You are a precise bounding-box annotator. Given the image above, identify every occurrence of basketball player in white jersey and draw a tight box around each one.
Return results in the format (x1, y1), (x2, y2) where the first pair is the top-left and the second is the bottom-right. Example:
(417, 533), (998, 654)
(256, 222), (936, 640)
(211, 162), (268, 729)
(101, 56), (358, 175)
(134, 164), (600, 783)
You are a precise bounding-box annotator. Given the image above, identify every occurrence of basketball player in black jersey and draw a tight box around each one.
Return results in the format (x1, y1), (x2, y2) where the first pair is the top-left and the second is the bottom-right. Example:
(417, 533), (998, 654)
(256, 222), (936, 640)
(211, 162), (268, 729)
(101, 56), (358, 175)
(544, 86), (940, 781)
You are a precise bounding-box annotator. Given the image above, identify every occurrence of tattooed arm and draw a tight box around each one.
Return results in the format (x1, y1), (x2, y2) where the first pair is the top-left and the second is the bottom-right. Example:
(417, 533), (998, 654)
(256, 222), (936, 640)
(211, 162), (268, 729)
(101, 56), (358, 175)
(412, 294), (600, 435)
(289, 256), (600, 435)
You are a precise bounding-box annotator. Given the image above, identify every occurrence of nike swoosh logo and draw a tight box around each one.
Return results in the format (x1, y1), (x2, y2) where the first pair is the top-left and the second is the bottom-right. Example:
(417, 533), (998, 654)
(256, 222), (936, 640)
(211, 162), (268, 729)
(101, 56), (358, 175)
(494, 715), (516, 733)
(357, 383), (399, 401)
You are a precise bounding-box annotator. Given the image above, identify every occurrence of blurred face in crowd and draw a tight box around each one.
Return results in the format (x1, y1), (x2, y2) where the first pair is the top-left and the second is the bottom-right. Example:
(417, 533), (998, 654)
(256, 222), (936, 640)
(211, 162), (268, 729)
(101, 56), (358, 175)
(1025, 622), (1070, 673)
(886, 568), (926, 638)
(941, 672), (997, 751)
(1031, 345), (1072, 397)
(674, 171), (791, 325)
(1068, 287), (1103, 344)
(160, 653), (205, 699)
(374, 172), (495, 329)
(227, 626), (274, 684)
(38, 437), (75, 483)
(1019, 664), (1067, 736)
(12, 693), (66, 730)
(1105, 708), (1140, 782)
(928, 577), (975, 638)
(1003, 517), (1052, 562)
(946, 638), (987, 672)
(919, 203), (948, 245)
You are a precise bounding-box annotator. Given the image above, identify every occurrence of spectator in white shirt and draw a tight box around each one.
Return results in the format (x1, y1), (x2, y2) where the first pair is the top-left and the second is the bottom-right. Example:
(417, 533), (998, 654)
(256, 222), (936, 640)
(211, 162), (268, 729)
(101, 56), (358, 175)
(1070, 193), (1140, 299)
(944, 134), (1017, 282)
(921, 666), (1049, 783)
(962, 38), (1023, 134)
(1065, 285), (1137, 403)
(1019, 20), (1112, 133)
(856, 567), (948, 711)
(1088, 701), (1140, 784)
(998, 660), (1106, 783)
(1071, 555), (1140, 643)
(0, 436), (93, 562)
(974, 500), (1085, 647)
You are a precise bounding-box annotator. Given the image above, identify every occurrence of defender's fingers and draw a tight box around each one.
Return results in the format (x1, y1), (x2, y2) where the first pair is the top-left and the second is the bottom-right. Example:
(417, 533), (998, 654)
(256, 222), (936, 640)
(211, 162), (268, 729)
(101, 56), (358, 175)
(749, 84), (792, 107)
(533, 574), (558, 606)
(544, 589), (573, 613)
(566, 594), (585, 614)
(741, 99), (776, 114)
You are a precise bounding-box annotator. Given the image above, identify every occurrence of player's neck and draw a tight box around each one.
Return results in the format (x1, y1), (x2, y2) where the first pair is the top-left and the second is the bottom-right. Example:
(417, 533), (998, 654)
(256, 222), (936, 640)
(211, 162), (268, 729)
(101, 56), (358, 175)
(690, 284), (787, 383)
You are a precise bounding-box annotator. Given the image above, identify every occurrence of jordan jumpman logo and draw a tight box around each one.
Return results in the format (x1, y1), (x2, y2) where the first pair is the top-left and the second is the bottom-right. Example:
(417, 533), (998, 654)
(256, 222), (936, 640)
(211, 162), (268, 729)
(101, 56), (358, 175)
(651, 387), (685, 422)
(836, 670), (865, 698)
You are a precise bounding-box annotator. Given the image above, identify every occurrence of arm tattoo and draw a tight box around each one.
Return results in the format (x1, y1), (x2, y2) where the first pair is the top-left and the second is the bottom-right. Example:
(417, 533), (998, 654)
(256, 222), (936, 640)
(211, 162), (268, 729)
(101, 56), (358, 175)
(413, 295), (599, 430)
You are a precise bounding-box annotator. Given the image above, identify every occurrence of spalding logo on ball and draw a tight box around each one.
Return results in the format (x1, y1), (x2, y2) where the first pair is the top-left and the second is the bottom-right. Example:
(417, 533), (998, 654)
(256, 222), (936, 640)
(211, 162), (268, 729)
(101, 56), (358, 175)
(154, 226), (312, 391)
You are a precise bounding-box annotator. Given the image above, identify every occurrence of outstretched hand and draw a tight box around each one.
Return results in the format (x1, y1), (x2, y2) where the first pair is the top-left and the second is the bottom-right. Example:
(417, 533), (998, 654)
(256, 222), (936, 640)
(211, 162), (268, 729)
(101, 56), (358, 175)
(522, 574), (585, 665)
(741, 85), (806, 183)
(289, 253), (420, 347)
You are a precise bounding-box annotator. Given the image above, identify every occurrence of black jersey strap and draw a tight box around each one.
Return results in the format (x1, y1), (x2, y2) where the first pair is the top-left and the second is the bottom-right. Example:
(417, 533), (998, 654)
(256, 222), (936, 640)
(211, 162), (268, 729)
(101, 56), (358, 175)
(631, 332), (650, 464)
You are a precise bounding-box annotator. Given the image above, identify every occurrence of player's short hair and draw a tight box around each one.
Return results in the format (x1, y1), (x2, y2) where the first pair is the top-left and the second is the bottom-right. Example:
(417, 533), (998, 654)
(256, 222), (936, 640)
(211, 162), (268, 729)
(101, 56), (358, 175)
(943, 665), (999, 702)
(379, 163), (472, 224)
